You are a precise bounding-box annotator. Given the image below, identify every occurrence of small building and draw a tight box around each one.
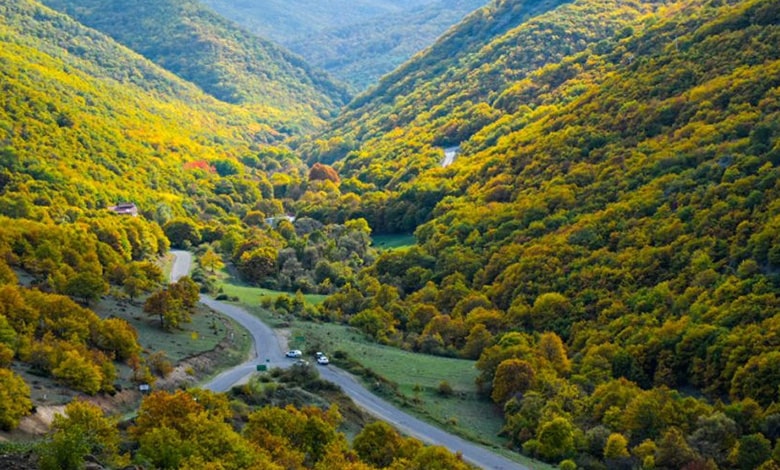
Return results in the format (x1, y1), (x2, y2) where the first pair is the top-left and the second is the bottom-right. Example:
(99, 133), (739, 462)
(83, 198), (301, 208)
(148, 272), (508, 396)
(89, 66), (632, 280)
(265, 214), (296, 227)
(109, 202), (138, 216)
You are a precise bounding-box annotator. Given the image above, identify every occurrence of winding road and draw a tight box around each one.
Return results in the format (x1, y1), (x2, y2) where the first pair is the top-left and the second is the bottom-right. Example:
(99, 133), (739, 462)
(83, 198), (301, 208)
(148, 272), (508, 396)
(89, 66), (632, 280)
(170, 250), (526, 470)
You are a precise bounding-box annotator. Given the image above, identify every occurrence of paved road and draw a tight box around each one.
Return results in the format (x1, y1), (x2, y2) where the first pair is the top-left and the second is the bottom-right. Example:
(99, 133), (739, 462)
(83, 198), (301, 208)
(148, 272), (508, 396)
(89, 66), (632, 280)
(169, 250), (526, 470)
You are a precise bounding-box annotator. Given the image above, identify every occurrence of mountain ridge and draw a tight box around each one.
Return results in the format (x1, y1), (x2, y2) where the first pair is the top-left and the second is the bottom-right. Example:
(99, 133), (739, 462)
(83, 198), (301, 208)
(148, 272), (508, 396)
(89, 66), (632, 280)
(40, 0), (350, 121)
(203, 0), (488, 91)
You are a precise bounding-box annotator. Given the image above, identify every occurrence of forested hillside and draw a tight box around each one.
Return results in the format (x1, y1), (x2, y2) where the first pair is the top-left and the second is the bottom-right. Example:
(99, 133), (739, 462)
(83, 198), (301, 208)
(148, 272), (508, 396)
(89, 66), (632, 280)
(292, 0), (780, 467)
(0, 0), (284, 410)
(0, 4), (477, 468)
(40, 0), (349, 123)
(0, 0), (292, 216)
(3, 0), (780, 467)
(203, 0), (487, 91)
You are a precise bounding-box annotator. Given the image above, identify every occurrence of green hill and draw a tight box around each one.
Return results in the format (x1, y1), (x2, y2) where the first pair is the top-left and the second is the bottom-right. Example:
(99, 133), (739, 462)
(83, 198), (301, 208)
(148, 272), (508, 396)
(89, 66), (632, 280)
(40, 0), (350, 121)
(0, 0), (293, 221)
(294, 0), (780, 466)
(202, 0), (488, 92)
(3, 0), (780, 467)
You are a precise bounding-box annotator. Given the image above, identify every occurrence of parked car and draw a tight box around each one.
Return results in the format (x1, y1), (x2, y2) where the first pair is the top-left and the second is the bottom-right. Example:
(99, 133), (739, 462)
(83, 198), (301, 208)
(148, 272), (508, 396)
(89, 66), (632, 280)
(315, 352), (324, 359)
(285, 349), (302, 358)
(317, 355), (329, 365)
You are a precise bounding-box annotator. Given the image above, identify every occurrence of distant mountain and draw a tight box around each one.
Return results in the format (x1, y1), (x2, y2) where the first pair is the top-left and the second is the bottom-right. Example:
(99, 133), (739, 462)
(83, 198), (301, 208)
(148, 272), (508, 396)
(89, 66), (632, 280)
(202, 0), (432, 37)
(40, 0), (350, 121)
(202, 0), (488, 92)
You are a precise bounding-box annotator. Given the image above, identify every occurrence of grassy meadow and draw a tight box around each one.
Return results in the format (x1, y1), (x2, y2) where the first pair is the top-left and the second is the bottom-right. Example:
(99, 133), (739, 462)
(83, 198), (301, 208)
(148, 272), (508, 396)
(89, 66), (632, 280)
(371, 233), (416, 251)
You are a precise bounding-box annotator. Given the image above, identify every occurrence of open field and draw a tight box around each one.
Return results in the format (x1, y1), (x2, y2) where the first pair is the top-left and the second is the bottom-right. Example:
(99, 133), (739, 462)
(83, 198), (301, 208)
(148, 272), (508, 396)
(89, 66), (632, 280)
(213, 266), (327, 306)
(97, 298), (227, 362)
(371, 233), (416, 251)
(218, 282), (327, 306)
(288, 320), (508, 448)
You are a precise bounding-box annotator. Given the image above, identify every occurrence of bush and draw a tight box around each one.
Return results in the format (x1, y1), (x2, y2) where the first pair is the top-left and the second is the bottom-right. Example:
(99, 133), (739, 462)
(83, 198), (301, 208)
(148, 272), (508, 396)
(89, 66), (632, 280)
(148, 351), (173, 378)
(559, 460), (577, 470)
(438, 380), (454, 397)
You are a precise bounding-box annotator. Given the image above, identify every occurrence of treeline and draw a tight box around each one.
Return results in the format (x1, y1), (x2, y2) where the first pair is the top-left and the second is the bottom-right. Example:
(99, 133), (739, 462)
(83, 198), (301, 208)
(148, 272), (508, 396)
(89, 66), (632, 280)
(34, 386), (471, 470)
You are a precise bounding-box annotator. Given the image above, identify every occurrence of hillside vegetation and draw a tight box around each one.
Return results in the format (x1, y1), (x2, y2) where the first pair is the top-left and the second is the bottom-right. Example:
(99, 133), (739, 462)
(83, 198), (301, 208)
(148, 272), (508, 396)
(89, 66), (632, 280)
(203, 0), (488, 91)
(0, 1), (475, 468)
(3, 0), (780, 467)
(40, 0), (349, 123)
(290, 0), (780, 467)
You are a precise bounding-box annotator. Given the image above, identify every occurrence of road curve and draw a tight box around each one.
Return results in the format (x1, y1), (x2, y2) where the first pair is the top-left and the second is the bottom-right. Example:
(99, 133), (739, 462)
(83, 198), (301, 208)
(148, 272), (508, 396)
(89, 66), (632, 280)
(169, 251), (527, 470)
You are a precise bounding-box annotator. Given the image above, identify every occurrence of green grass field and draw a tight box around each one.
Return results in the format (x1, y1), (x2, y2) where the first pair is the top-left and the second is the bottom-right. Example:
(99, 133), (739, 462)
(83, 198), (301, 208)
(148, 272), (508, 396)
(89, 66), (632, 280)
(371, 233), (416, 251)
(218, 282), (327, 306)
(96, 298), (227, 363)
(288, 321), (508, 446)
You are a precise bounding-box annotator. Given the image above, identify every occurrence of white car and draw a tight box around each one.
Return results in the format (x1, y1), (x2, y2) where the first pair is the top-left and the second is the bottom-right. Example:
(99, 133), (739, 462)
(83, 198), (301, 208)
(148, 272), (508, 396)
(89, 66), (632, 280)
(316, 355), (329, 365)
(285, 350), (302, 358)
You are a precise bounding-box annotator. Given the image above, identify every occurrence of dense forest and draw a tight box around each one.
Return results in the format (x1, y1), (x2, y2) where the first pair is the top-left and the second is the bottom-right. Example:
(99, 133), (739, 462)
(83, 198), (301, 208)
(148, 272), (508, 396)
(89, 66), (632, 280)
(0, 1), (475, 467)
(40, 0), (349, 126)
(2, 0), (780, 468)
(297, 0), (780, 467)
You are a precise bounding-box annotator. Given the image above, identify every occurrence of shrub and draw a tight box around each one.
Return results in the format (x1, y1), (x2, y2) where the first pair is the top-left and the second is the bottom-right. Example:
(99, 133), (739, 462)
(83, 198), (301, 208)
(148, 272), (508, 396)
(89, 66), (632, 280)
(438, 380), (454, 397)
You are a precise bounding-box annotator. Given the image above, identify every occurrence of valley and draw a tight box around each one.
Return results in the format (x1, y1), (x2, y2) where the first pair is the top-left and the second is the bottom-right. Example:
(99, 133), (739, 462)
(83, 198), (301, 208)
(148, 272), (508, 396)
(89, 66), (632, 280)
(1, 0), (780, 468)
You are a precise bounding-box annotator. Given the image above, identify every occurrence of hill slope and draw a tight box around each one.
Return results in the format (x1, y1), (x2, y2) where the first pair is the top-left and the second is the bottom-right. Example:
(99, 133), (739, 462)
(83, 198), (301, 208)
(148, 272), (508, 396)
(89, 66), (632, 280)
(202, 0), (487, 91)
(295, 0), (780, 466)
(40, 0), (349, 121)
(300, 0), (636, 187)
(0, 0), (286, 218)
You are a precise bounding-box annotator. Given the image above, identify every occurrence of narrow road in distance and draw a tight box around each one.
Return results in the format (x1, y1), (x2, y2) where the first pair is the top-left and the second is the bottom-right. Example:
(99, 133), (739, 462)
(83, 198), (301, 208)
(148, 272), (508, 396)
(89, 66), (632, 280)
(170, 250), (527, 470)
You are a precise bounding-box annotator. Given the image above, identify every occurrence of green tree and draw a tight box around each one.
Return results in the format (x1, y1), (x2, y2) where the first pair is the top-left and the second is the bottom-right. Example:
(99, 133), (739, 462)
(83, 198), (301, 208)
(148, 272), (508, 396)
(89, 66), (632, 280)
(349, 307), (397, 341)
(537, 331), (571, 375)
(169, 276), (200, 311)
(52, 350), (103, 394)
(200, 248), (224, 273)
(689, 412), (738, 467)
(491, 358), (535, 404)
(143, 278), (198, 331)
(163, 218), (201, 249)
(655, 427), (697, 469)
(604, 433), (630, 459)
(93, 317), (140, 361)
(536, 416), (575, 462)
(122, 261), (163, 302)
(39, 400), (122, 470)
(734, 433), (772, 470)
(408, 445), (470, 470)
(136, 426), (188, 469)
(0, 314), (17, 350)
(238, 246), (277, 284)
(353, 421), (403, 468)
(731, 351), (780, 406)
(461, 323), (494, 359)
(529, 293), (571, 331)
(144, 289), (179, 330)
(64, 271), (108, 305)
(0, 368), (32, 430)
